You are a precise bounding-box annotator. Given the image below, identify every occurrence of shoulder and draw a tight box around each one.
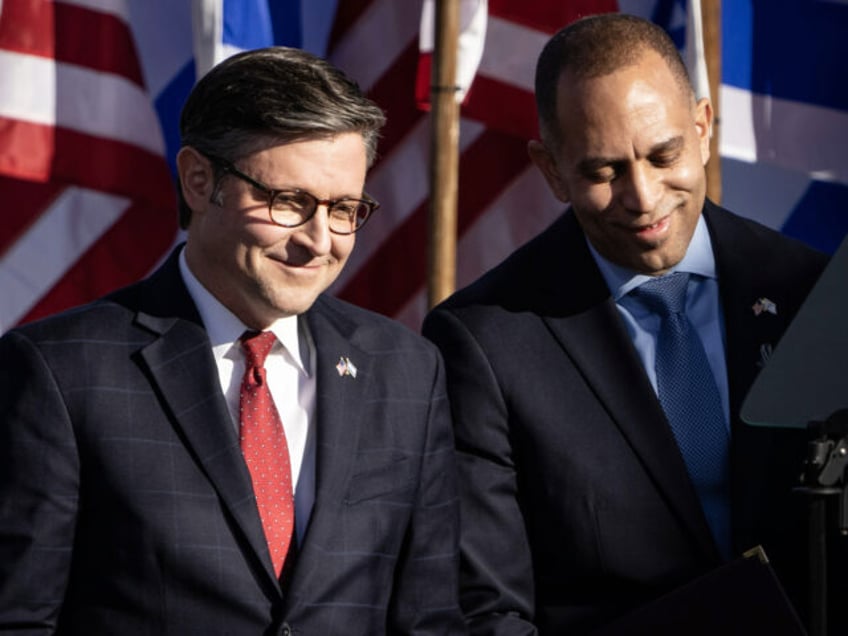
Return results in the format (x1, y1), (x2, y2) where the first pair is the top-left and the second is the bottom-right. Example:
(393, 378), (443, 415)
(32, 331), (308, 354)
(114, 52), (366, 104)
(704, 200), (828, 282)
(706, 201), (825, 256)
(310, 296), (449, 399)
(1, 271), (168, 363)
(704, 202), (829, 332)
(429, 209), (607, 321)
(311, 294), (439, 356)
(0, 298), (142, 404)
(451, 213), (574, 301)
(7, 298), (135, 345)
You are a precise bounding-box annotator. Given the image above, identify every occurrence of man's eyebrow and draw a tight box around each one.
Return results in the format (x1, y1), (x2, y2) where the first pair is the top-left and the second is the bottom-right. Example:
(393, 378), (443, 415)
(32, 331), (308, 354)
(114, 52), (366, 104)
(653, 135), (685, 152)
(576, 135), (687, 173)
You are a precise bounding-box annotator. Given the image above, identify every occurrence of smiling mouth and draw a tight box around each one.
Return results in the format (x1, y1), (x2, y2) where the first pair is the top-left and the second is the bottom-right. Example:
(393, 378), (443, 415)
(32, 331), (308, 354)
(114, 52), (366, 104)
(270, 254), (330, 270)
(630, 215), (671, 238)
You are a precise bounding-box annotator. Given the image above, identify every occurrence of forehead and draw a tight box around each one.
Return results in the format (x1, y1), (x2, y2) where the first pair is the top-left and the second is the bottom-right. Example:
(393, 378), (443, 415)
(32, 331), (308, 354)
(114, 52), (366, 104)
(240, 133), (369, 187)
(554, 51), (693, 154)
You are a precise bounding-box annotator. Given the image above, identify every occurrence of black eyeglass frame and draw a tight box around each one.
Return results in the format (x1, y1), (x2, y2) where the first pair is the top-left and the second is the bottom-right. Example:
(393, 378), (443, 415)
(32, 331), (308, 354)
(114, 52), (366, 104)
(203, 152), (380, 235)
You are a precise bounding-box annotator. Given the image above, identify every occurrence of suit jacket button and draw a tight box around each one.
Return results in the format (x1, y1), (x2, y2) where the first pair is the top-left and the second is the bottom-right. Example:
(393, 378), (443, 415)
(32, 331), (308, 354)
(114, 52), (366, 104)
(279, 623), (292, 636)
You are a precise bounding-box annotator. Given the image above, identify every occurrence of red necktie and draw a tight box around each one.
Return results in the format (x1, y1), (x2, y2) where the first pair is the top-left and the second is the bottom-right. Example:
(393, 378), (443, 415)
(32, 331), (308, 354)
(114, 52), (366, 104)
(239, 331), (295, 577)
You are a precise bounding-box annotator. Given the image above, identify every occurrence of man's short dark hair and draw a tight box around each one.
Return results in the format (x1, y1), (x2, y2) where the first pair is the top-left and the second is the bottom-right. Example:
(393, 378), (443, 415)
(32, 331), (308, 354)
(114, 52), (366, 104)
(535, 13), (693, 147)
(177, 47), (386, 229)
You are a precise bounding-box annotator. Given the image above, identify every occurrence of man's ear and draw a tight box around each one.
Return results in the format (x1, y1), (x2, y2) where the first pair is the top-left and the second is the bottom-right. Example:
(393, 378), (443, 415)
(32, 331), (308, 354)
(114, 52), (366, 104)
(527, 140), (569, 203)
(694, 97), (713, 166)
(176, 147), (215, 213)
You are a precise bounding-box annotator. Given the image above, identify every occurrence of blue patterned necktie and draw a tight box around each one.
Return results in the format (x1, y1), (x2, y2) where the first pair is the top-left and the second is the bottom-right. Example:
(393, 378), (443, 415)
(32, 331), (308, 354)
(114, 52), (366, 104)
(634, 272), (731, 558)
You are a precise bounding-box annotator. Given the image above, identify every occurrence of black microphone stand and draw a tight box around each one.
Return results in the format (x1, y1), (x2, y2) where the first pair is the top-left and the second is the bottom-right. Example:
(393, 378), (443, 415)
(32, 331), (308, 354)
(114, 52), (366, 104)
(795, 409), (848, 636)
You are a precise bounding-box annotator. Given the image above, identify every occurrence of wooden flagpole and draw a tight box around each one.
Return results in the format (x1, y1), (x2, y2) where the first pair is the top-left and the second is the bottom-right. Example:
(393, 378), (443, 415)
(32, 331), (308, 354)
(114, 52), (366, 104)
(702, 0), (722, 204)
(427, 0), (461, 309)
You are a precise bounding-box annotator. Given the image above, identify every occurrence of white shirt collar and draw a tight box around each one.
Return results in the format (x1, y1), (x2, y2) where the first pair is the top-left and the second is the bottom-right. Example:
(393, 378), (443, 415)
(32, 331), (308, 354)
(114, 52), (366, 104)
(587, 213), (717, 301)
(178, 248), (307, 374)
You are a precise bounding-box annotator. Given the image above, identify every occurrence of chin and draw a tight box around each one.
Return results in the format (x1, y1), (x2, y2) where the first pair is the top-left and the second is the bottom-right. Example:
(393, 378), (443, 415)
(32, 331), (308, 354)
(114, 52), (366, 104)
(274, 294), (321, 317)
(633, 254), (677, 276)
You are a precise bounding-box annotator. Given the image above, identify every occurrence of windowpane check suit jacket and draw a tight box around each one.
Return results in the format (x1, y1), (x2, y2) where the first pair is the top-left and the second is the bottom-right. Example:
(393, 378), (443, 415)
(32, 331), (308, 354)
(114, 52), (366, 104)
(0, 249), (464, 635)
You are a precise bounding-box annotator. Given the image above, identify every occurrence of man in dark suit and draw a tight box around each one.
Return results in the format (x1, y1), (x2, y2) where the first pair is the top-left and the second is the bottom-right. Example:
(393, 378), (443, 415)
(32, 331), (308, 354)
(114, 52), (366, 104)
(0, 47), (463, 635)
(424, 14), (835, 635)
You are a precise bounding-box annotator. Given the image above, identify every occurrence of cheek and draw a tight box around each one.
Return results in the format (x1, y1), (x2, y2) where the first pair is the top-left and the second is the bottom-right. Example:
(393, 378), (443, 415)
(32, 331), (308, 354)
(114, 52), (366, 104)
(669, 161), (703, 191)
(572, 183), (614, 216)
(570, 205), (605, 242)
(244, 216), (285, 245)
(331, 235), (356, 263)
(236, 215), (298, 255)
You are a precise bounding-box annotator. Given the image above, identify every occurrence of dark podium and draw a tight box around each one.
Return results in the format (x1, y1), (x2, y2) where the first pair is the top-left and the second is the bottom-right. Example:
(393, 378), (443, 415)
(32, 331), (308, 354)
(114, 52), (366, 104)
(589, 546), (806, 635)
(741, 235), (848, 636)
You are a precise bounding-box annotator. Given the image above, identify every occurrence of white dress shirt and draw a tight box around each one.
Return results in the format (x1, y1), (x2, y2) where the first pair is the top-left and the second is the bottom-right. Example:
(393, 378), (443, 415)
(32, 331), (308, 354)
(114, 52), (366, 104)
(179, 251), (316, 541)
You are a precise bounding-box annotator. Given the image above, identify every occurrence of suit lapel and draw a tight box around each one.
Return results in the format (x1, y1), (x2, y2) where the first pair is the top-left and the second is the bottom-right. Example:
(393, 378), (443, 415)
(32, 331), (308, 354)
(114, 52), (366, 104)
(705, 202), (788, 431)
(127, 251), (282, 592)
(285, 297), (372, 595)
(537, 213), (719, 559)
(543, 306), (718, 559)
(308, 300), (371, 514)
(704, 203), (802, 545)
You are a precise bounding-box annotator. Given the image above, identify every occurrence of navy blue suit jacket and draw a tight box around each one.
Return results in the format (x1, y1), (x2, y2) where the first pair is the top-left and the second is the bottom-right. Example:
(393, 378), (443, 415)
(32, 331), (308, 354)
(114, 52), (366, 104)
(424, 201), (835, 634)
(0, 249), (463, 635)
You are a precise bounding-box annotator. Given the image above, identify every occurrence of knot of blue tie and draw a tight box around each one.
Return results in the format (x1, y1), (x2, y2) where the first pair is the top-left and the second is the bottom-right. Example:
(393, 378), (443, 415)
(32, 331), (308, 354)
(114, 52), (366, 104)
(634, 271), (690, 317)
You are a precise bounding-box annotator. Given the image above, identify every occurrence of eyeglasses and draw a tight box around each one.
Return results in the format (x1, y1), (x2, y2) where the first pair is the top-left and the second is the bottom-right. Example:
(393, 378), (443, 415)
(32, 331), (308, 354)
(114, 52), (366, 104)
(205, 153), (380, 235)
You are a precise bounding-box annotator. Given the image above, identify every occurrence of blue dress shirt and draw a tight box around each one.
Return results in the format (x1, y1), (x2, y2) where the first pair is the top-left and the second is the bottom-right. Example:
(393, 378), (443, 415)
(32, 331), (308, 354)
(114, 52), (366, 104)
(587, 215), (731, 430)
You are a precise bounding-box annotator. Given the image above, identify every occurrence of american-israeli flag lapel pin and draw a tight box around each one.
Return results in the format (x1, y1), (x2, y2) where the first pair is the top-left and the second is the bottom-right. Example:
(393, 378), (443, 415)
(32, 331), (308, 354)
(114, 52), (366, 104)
(336, 356), (358, 378)
(752, 297), (777, 316)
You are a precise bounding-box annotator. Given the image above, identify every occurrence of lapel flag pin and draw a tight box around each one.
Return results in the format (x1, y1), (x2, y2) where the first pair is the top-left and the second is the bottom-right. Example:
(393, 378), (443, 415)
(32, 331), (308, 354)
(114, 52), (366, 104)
(752, 297), (777, 316)
(336, 356), (358, 378)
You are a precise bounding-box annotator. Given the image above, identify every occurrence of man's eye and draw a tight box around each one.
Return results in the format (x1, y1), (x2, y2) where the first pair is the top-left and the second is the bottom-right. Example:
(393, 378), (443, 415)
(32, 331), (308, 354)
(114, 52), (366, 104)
(652, 153), (678, 167)
(274, 193), (310, 210)
(331, 202), (359, 217)
(585, 170), (615, 184)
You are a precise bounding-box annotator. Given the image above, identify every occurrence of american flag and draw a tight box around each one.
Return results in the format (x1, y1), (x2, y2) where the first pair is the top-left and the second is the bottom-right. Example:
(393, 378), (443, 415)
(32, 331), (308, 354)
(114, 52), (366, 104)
(0, 0), (179, 332)
(1, 0), (847, 334)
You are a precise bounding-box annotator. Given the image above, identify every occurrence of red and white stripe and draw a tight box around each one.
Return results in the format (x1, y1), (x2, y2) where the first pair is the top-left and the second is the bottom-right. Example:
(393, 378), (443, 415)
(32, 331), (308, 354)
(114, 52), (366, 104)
(0, 0), (623, 333)
(0, 0), (177, 332)
(329, 0), (616, 328)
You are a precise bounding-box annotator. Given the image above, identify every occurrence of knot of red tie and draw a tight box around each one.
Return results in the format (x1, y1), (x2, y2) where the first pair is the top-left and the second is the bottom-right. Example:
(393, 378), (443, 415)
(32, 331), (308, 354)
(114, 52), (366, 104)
(241, 331), (276, 388)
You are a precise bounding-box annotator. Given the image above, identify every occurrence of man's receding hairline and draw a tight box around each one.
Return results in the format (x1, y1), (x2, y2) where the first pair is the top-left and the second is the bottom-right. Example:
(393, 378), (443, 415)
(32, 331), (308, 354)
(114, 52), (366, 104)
(548, 47), (696, 142)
